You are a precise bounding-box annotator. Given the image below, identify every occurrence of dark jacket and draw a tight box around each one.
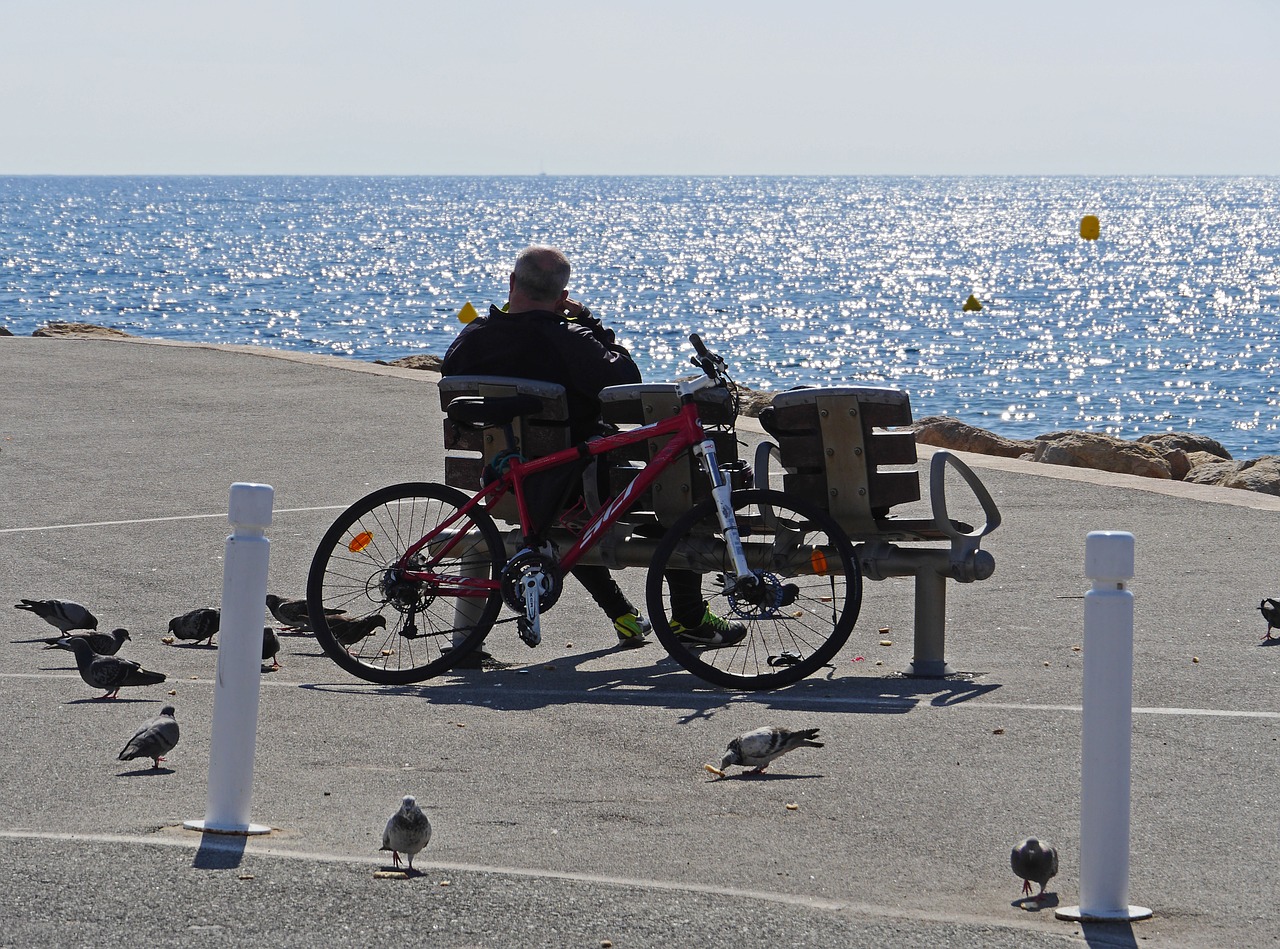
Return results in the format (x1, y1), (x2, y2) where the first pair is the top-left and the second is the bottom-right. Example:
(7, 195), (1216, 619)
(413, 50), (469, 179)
(442, 306), (642, 442)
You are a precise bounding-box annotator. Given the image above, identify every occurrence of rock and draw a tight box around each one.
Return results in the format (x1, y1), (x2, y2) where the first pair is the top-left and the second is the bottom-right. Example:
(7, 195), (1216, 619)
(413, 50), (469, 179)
(377, 353), (443, 372)
(735, 388), (775, 418)
(0, 326), (13, 337)
(1183, 456), (1280, 496)
(1031, 431), (1172, 479)
(1186, 450), (1228, 471)
(1162, 448), (1191, 481)
(32, 322), (135, 339)
(1183, 459), (1239, 485)
(911, 416), (1036, 458)
(1135, 432), (1232, 461)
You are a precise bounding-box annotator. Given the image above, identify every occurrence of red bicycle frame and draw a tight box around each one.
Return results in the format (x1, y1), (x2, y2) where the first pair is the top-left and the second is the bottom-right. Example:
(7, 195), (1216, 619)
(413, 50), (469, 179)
(398, 383), (748, 598)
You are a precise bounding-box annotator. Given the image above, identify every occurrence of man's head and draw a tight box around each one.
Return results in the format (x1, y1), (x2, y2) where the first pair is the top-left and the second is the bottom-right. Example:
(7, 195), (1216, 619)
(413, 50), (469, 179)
(509, 246), (571, 310)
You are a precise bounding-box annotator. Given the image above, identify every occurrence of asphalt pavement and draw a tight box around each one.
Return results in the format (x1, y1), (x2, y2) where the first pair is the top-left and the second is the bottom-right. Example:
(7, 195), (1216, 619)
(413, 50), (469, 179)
(2, 335), (1278, 948)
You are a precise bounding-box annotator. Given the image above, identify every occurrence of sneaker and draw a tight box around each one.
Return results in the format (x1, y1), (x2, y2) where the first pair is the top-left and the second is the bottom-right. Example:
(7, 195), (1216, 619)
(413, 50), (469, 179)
(670, 607), (748, 647)
(613, 611), (651, 648)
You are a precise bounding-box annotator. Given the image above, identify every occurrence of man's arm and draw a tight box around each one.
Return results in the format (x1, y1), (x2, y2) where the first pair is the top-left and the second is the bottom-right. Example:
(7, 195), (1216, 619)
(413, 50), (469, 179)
(564, 319), (643, 390)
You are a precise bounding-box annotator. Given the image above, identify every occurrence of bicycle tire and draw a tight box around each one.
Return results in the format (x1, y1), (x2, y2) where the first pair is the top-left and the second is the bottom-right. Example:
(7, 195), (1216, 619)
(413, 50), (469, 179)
(644, 488), (861, 690)
(307, 481), (506, 684)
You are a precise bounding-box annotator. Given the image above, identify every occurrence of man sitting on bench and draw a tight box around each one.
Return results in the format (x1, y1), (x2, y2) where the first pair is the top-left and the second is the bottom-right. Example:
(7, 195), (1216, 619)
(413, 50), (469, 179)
(442, 245), (746, 650)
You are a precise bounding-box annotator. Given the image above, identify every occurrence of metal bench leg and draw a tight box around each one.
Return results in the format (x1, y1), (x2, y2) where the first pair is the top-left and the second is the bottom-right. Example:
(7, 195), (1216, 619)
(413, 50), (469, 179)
(451, 537), (490, 649)
(903, 567), (953, 677)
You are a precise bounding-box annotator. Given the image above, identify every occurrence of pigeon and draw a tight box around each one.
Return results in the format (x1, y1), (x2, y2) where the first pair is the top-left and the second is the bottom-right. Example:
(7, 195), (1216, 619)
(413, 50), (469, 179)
(42, 628), (132, 656)
(1011, 837), (1059, 901)
(118, 705), (180, 769)
(265, 594), (341, 633)
(1260, 598), (1280, 640)
(60, 636), (167, 699)
(716, 725), (824, 774)
(328, 613), (387, 648)
(380, 794), (432, 875)
(168, 607), (220, 645)
(262, 626), (281, 670)
(14, 598), (98, 633)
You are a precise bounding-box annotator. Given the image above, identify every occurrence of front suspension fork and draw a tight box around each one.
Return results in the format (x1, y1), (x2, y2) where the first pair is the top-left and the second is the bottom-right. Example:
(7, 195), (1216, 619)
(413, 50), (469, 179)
(694, 438), (755, 593)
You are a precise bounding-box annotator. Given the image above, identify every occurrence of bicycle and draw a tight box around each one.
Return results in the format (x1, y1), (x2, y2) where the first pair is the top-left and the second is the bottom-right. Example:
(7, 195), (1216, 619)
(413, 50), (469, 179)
(306, 334), (862, 690)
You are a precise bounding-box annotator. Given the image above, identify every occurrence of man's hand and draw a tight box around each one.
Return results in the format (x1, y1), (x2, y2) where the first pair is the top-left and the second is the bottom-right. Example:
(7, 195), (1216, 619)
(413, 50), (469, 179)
(563, 300), (617, 346)
(561, 297), (587, 319)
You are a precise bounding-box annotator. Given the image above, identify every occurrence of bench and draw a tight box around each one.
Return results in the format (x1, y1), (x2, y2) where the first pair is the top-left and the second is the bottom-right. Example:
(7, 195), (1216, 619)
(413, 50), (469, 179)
(598, 383), (745, 527)
(438, 376), (1000, 677)
(755, 385), (1001, 676)
(439, 375), (573, 525)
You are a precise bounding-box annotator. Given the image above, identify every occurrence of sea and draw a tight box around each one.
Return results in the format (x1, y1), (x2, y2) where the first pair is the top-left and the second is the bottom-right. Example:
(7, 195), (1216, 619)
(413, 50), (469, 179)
(2, 175), (1277, 459)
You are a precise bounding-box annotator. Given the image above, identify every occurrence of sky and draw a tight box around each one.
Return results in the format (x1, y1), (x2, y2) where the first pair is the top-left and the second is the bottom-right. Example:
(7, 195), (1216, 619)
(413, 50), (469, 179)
(2, 0), (1277, 176)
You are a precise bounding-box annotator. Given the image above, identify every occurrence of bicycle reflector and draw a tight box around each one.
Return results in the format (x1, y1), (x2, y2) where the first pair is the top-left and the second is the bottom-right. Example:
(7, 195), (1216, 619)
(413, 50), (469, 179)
(348, 530), (374, 553)
(810, 549), (829, 575)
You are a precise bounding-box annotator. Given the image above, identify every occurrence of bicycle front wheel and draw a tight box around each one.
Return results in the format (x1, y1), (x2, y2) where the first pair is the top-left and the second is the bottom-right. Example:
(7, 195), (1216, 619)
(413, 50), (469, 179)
(645, 488), (861, 690)
(307, 482), (506, 684)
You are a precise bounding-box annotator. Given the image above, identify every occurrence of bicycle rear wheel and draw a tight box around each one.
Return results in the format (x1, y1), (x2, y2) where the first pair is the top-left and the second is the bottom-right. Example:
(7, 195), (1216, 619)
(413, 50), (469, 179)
(645, 488), (861, 690)
(307, 482), (506, 684)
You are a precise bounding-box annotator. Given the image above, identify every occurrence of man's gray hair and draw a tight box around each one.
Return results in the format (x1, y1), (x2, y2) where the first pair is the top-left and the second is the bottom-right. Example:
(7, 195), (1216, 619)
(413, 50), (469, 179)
(512, 246), (571, 304)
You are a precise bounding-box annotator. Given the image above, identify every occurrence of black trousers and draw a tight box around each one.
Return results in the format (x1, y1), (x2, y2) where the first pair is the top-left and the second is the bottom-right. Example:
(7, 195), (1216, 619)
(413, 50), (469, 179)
(571, 564), (706, 627)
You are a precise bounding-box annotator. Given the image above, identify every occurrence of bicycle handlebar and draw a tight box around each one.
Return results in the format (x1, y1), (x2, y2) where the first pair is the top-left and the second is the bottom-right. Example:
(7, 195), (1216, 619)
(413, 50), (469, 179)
(688, 333), (728, 382)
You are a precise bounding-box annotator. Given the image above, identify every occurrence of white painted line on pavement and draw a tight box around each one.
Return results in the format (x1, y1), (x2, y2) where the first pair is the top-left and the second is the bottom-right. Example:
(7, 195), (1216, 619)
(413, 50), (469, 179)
(0, 506), (346, 534)
(5, 672), (1277, 719)
(0, 828), (1061, 936)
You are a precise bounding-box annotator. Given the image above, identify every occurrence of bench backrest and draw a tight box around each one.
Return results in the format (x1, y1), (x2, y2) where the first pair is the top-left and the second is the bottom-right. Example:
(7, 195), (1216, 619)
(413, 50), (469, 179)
(763, 386), (920, 536)
(439, 375), (571, 523)
(599, 383), (739, 527)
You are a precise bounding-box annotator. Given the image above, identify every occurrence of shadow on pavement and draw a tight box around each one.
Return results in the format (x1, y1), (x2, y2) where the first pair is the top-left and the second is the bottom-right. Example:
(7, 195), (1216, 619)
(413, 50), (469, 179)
(192, 832), (247, 870)
(297, 650), (1001, 719)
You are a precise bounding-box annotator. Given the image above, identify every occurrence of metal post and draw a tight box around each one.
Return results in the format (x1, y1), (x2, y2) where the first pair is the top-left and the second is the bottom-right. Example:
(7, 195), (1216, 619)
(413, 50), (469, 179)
(903, 568), (952, 677)
(1057, 531), (1151, 922)
(452, 534), (491, 649)
(185, 483), (273, 836)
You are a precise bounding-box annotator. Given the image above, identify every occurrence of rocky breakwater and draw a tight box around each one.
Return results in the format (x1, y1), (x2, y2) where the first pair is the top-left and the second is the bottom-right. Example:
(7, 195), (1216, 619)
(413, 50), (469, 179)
(912, 416), (1280, 498)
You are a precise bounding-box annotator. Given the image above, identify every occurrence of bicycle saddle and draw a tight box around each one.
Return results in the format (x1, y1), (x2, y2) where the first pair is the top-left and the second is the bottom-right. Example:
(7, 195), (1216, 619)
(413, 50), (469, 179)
(446, 394), (545, 429)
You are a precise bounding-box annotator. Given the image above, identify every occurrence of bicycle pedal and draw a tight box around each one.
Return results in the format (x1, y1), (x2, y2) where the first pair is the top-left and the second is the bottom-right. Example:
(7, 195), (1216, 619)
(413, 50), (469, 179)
(517, 616), (541, 648)
(767, 650), (803, 667)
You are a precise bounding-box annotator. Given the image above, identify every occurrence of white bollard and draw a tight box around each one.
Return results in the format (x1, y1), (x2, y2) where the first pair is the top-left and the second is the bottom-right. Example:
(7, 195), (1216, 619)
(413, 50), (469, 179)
(1057, 531), (1151, 922)
(184, 483), (274, 836)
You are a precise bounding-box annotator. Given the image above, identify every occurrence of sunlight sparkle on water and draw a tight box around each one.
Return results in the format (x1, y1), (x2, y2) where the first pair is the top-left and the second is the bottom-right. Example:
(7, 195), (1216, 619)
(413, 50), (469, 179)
(1, 175), (1278, 458)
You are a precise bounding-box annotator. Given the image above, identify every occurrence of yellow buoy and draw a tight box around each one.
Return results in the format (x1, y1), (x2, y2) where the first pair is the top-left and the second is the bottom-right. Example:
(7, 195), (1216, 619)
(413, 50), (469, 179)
(1080, 215), (1100, 241)
(457, 301), (479, 324)
(963, 294), (983, 312)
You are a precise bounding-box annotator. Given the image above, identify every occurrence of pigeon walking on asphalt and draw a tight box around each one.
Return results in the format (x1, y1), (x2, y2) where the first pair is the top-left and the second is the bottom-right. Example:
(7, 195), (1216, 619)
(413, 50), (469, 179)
(1259, 598), (1280, 640)
(714, 725), (824, 775)
(43, 628), (132, 656)
(168, 607), (220, 645)
(14, 598), (98, 633)
(1011, 837), (1059, 901)
(118, 705), (180, 769)
(60, 636), (167, 700)
(381, 795), (432, 875)
(327, 613), (387, 648)
(262, 626), (281, 670)
(266, 594), (340, 633)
